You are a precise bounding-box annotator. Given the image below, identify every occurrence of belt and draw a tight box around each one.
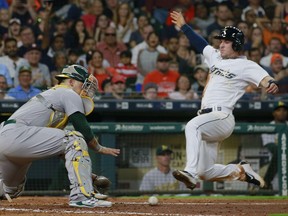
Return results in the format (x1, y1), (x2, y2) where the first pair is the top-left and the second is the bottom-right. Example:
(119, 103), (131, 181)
(3, 119), (16, 126)
(198, 106), (232, 115)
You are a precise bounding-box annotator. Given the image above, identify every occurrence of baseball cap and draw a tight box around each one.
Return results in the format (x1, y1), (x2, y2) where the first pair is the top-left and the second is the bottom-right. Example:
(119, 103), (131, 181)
(270, 53), (283, 64)
(9, 18), (21, 25)
(156, 145), (173, 156)
(26, 43), (42, 53)
(18, 65), (32, 74)
(194, 64), (209, 73)
(157, 53), (171, 62)
(273, 101), (288, 111)
(144, 82), (158, 92)
(111, 74), (126, 84)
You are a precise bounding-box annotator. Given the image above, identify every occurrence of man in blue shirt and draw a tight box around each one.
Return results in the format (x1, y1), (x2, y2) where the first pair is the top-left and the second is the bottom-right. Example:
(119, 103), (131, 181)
(8, 65), (41, 100)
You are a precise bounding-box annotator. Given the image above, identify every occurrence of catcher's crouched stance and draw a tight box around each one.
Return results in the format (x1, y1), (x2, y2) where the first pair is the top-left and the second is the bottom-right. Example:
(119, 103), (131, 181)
(0, 65), (120, 208)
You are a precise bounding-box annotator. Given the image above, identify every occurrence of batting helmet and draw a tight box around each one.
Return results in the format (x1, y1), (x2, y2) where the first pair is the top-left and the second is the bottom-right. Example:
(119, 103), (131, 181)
(55, 64), (89, 83)
(214, 26), (244, 51)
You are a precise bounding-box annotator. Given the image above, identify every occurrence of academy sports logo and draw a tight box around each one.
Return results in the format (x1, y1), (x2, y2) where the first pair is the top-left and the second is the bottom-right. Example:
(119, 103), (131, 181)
(210, 65), (236, 79)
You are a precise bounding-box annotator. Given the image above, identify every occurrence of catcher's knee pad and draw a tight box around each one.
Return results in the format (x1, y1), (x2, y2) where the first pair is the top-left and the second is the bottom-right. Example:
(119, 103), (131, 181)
(65, 131), (93, 197)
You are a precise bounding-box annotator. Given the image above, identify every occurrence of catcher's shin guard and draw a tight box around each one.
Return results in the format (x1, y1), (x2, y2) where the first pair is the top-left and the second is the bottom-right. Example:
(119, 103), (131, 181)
(65, 131), (94, 198)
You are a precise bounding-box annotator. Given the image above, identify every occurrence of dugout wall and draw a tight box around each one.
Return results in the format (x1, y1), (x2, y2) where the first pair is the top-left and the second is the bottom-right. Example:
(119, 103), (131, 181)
(25, 122), (288, 196)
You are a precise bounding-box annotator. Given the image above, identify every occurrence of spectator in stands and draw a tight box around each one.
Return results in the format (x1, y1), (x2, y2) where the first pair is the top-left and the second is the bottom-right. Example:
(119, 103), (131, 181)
(52, 19), (69, 39)
(101, 77), (113, 99)
(7, 18), (21, 45)
(114, 2), (137, 45)
(0, 8), (9, 38)
(246, 26), (265, 56)
(0, 63), (12, 88)
(67, 19), (89, 51)
(18, 26), (36, 57)
(207, 29), (221, 49)
(87, 50), (116, 92)
(242, 8), (257, 28)
(129, 14), (149, 48)
(142, 82), (158, 100)
(191, 64), (209, 98)
(260, 37), (288, 68)
(268, 53), (288, 94)
(241, 0), (266, 22)
(142, 53), (180, 99)
(81, 0), (104, 37)
(7, 65), (41, 100)
(261, 101), (288, 190)
(103, 0), (119, 21)
(177, 32), (196, 68)
(248, 47), (271, 73)
(139, 145), (186, 191)
(0, 74), (15, 100)
(93, 14), (111, 45)
(256, 16), (286, 46)
(50, 51), (68, 86)
(115, 50), (138, 91)
(8, 0), (37, 26)
(275, 1), (288, 23)
(0, 37), (26, 83)
(76, 37), (97, 68)
(66, 0), (90, 23)
(96, 26), (127, 67)
(189, 2), (215, 38)
(144, 0), (177, 25)
(131, 24), (166, 66)
(168, 74), (198, 100)
(137, 32), (162, 83)
(206, 2), (233, 37)
(16, 43), (51, 90)
(111, 74), (127, 99)
(67, 49), (81, 65)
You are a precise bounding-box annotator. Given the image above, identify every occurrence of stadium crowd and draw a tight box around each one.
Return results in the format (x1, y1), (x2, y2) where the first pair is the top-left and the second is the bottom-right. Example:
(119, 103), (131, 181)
(0, 0), (287, 100)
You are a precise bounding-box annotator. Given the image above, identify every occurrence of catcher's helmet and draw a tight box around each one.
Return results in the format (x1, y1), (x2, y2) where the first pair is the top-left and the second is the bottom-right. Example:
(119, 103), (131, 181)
(214, 26), (244, 51)
(56, 64), (89, 82)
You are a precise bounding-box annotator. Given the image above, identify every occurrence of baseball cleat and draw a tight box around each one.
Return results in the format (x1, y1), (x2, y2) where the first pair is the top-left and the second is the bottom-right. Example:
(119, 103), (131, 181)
(239, 161), (265, 188)
(94, 192), (108, 200)
(172, 170), (197, 190)
(0, 179), (12, 202)
(69, 197), (112, 208)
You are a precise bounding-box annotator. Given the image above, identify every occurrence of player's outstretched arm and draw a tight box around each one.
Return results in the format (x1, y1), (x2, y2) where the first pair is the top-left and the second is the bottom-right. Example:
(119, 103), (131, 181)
(88, 138), (120, 157)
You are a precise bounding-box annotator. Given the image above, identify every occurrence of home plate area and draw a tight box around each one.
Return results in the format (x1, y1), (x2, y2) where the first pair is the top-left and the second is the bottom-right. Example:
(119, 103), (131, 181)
(0, 196), (287, 216)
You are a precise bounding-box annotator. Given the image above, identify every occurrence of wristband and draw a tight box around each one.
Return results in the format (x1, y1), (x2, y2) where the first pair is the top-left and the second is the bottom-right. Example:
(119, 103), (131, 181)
(267, 80), (278, 88)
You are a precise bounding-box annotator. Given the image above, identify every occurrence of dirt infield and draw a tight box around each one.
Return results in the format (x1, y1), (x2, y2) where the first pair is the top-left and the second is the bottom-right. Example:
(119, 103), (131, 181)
(0, 196), (288, 216)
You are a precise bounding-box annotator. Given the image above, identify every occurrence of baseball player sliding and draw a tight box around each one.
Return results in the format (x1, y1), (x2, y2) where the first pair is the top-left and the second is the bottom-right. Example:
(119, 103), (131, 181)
(0, 65), (120, 208)
(170, 11), (279, 190)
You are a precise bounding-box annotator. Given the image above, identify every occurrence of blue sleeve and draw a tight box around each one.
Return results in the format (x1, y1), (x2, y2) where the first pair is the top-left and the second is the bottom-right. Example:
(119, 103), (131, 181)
(181, 24), (209, 54)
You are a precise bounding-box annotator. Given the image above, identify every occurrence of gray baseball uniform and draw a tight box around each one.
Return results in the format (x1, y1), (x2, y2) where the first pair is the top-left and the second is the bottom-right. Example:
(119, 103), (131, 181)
(0, 86), (93, 201)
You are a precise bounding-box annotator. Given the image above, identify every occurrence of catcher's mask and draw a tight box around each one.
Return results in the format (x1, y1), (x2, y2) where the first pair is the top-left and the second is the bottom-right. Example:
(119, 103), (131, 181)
(55, 64), (98, 99)
(214, 26), (244, 51)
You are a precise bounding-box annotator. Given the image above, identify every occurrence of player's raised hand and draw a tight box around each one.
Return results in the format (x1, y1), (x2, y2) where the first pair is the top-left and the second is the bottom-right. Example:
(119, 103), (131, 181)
(98, 147), (120, 157)
(170, 11), (186, 29)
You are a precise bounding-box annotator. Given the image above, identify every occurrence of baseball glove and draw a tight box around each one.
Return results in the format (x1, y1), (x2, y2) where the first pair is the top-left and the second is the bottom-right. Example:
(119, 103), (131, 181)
(92, 173), (111, 196)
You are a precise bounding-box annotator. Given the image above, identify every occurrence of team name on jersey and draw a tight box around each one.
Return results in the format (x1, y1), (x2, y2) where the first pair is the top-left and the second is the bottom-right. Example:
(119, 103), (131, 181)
(210, 65), (236, 79)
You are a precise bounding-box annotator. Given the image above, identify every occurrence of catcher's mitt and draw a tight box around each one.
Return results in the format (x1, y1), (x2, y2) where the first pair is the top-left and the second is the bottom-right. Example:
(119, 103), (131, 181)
(92, 173), (111, 195)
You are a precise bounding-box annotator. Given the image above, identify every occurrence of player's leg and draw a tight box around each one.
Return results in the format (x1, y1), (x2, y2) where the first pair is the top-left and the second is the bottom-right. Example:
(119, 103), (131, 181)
(64, 131), (112, 207)
(173, 112), (234, 189)
(185, 112), (234, 175)
(0, 159), (30, 200)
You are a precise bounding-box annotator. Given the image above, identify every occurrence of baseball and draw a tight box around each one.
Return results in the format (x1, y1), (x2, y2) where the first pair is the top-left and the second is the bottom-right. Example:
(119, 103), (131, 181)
(148, 196), (158, 205)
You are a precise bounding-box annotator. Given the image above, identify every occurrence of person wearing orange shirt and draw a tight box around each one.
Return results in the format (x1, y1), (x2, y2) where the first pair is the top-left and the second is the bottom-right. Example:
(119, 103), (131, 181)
(142, 53), (180, 99)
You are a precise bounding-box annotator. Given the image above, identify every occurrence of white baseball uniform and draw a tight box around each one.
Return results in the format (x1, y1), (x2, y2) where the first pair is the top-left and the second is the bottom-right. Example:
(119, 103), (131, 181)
(185, 45), (269, 181)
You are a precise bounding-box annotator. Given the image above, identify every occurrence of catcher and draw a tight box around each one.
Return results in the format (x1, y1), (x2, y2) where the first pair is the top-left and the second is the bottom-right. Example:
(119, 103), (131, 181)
(0, 64), (120, 208)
